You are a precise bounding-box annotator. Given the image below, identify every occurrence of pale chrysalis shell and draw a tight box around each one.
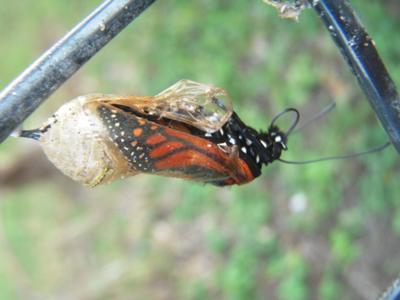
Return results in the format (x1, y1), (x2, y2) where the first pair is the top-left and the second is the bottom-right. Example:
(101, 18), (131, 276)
(37, 95), (132, 186)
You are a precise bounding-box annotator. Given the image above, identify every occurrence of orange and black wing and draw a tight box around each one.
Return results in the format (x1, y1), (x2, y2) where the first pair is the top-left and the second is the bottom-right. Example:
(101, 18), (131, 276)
(96, 103), (255, 185)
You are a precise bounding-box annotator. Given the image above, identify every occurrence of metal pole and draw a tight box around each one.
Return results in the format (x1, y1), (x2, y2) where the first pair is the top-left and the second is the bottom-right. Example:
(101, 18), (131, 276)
(379, 278), (400, 300)
(0, 0), (156, 143)
(307, 0), (400, 153)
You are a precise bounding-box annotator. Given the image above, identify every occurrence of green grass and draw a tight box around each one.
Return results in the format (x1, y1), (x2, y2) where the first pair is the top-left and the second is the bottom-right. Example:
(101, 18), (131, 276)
(0, 0), (399, 299)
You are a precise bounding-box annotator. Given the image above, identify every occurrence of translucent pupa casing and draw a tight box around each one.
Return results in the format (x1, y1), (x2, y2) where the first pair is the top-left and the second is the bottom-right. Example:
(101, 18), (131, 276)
(154, 80), (233, 133)
(36, 95), (134, 186)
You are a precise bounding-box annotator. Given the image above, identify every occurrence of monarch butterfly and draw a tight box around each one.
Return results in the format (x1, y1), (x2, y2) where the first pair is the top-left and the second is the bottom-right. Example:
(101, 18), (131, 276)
(19, 80), (290, 187)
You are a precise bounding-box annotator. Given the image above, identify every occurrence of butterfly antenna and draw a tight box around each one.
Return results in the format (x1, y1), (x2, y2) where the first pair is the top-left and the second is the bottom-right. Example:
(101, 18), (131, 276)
(270, 107), (300, 137)
(293, 102), (336, 133)
(270, 106), (391, 164)
(279, 141), (391, 165)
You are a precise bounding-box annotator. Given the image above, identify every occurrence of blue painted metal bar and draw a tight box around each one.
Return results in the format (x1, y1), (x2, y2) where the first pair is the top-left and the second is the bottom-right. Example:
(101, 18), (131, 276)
(308, 0), (400, 153)
(0, 0), (156, 143)
(379, 278), (400, 300)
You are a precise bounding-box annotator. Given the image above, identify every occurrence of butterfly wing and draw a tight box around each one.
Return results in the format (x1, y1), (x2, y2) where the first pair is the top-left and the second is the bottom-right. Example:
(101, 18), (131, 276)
(83, 80), (233, 134)
(93, 102), (253, 185)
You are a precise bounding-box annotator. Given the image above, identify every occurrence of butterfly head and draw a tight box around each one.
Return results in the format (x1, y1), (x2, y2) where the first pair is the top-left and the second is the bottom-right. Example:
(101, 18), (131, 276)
(262, 108), (300, 162)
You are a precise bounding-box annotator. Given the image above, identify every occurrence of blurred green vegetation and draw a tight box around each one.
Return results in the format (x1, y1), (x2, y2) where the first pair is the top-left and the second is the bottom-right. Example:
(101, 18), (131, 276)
(0, 0), (399, 299)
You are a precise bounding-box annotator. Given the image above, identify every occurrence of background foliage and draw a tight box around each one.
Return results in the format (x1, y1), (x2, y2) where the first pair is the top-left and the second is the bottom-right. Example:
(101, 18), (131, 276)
(0, 1), (399, 299)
